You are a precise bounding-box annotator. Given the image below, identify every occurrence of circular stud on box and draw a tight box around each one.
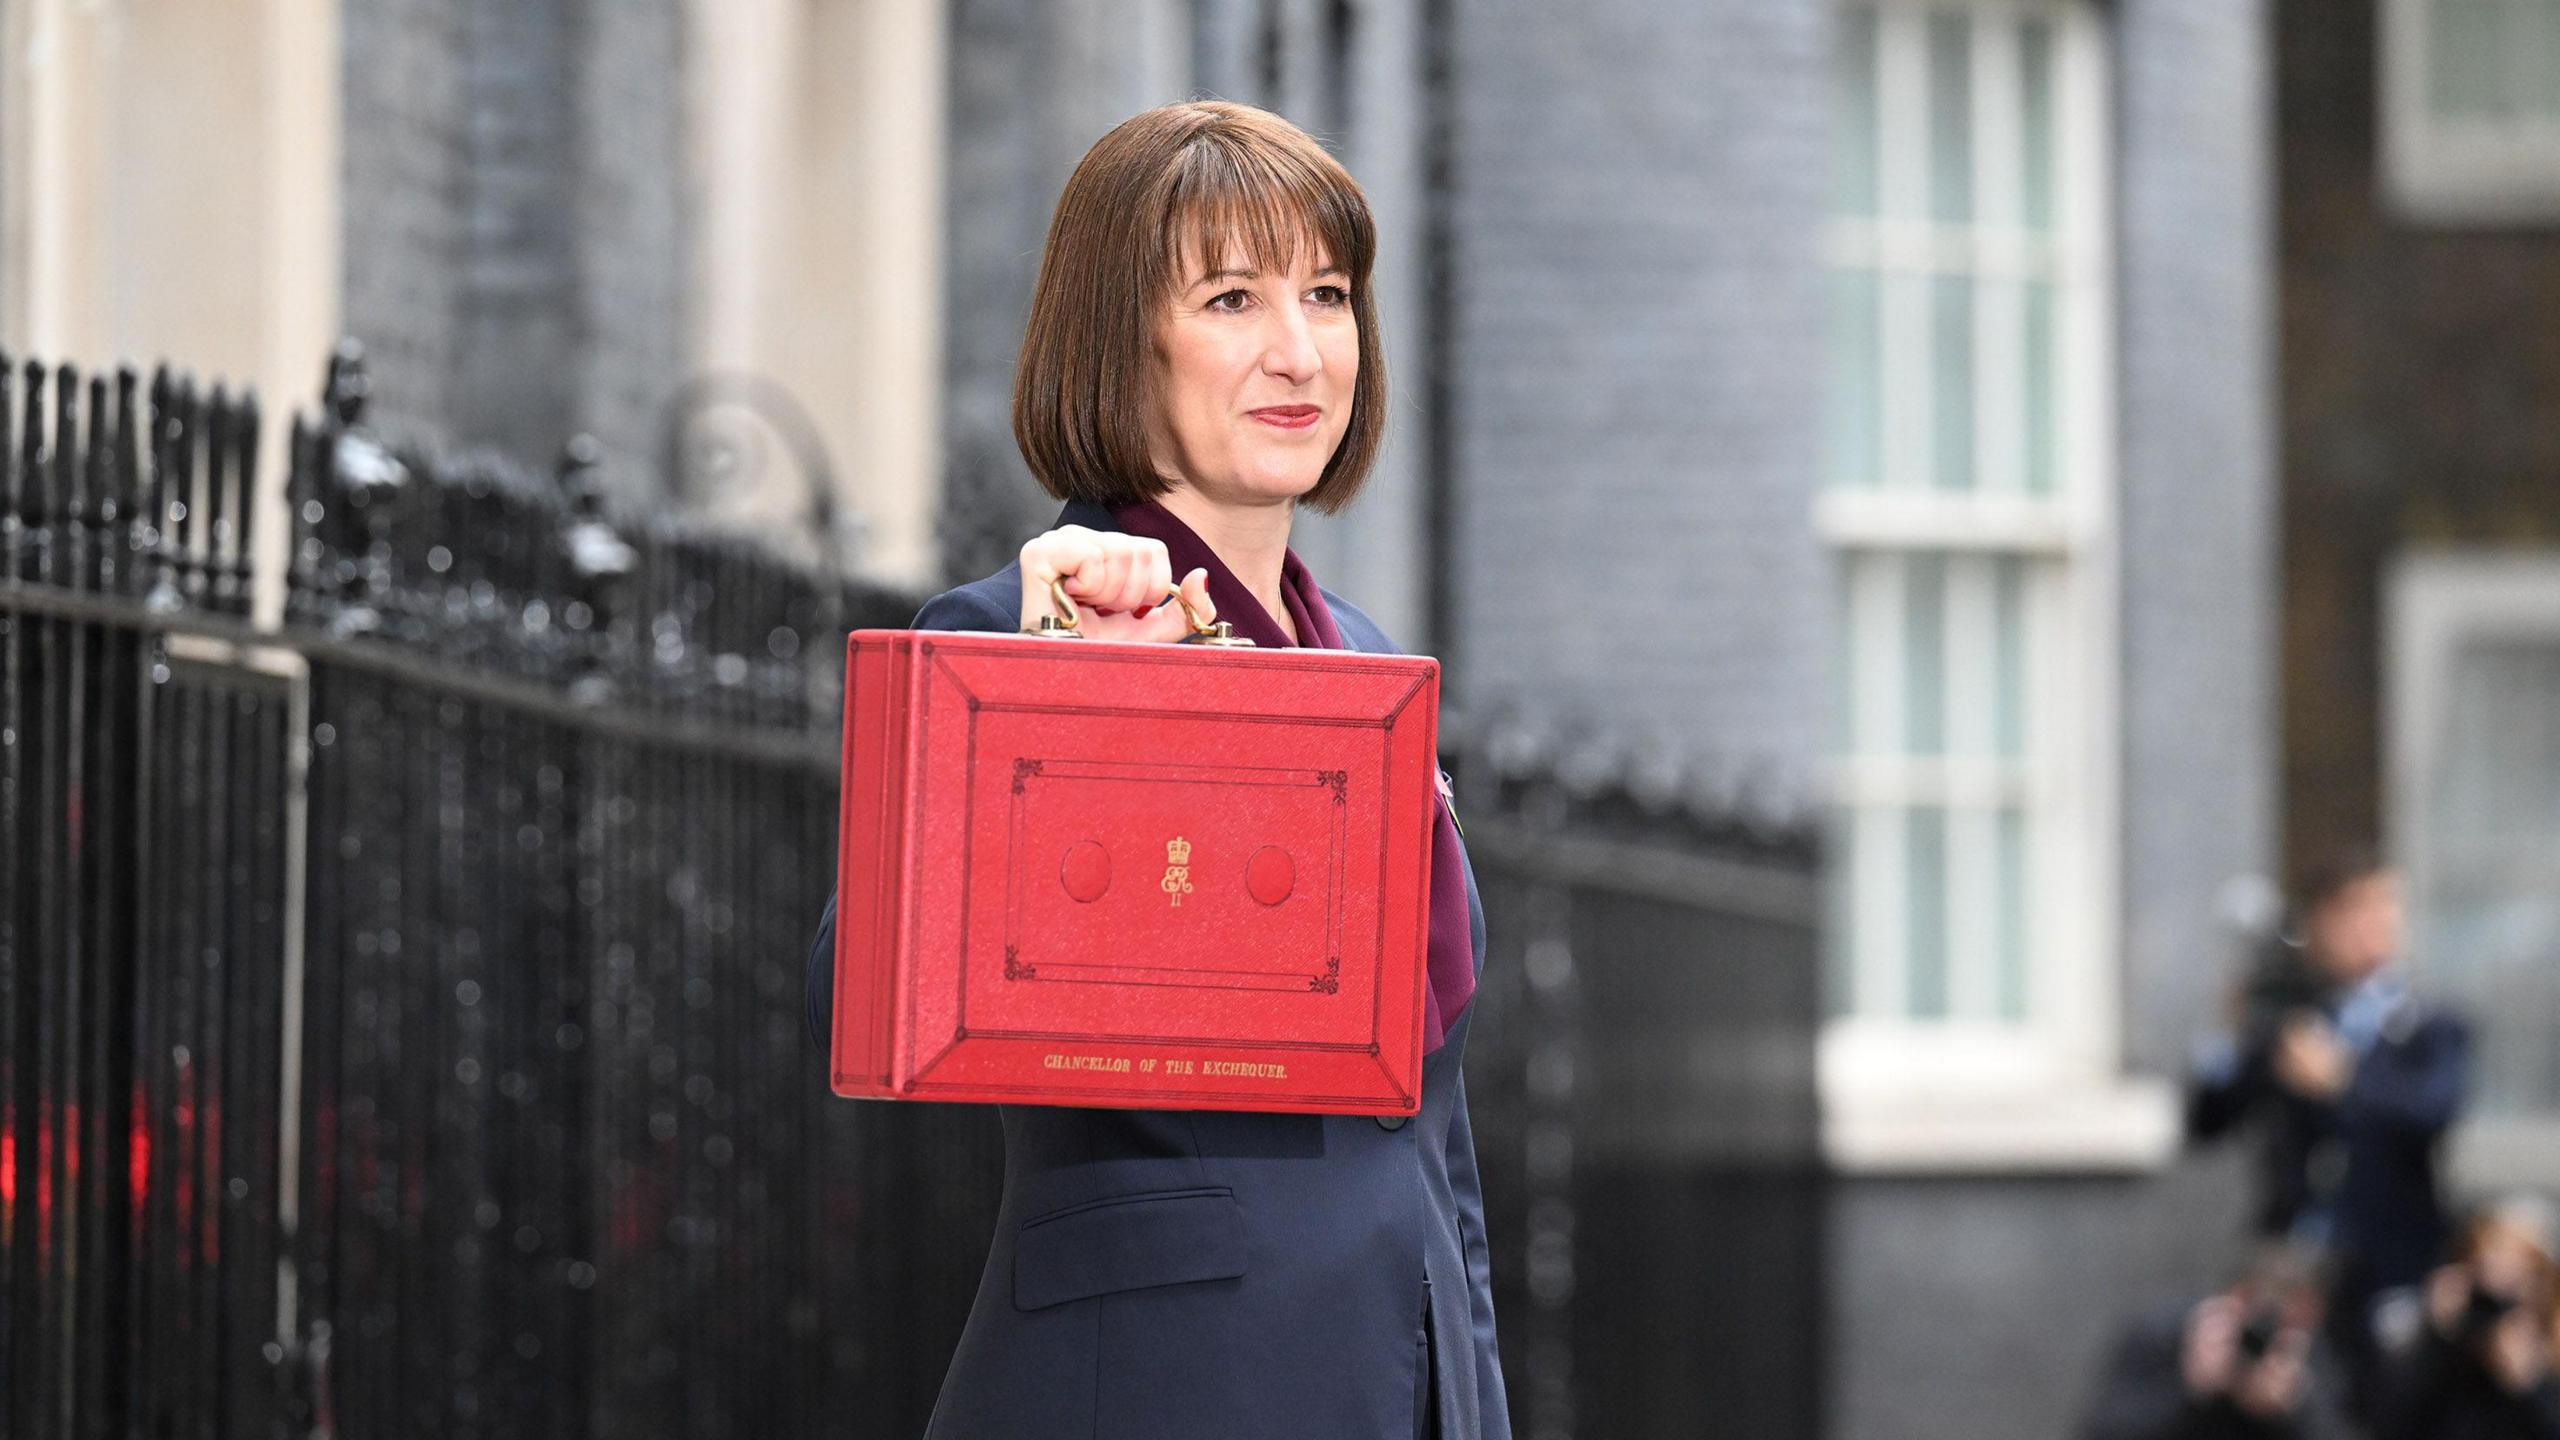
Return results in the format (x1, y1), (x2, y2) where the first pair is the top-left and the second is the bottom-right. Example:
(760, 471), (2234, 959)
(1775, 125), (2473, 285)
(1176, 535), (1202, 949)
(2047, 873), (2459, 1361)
(1245, 845), (1295, 906)
(1059, 840), (1111, 903)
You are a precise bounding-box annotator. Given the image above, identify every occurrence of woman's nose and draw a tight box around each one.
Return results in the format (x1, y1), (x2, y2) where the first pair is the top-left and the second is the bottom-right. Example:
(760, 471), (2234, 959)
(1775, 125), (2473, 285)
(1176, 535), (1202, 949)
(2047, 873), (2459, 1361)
(1260, 305), (1322, 382)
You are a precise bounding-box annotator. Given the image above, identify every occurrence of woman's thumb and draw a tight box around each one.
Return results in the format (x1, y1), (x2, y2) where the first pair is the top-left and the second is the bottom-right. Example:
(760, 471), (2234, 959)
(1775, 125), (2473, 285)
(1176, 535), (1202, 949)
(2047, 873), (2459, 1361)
(1179, 568), (1215, 622)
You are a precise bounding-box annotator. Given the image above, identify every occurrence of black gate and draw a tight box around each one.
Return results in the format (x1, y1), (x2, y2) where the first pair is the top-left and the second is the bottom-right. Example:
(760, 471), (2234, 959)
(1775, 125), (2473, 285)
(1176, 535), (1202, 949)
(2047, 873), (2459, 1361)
(2, 343), (1824, 1440)
(1449, 751), (1828, 1440)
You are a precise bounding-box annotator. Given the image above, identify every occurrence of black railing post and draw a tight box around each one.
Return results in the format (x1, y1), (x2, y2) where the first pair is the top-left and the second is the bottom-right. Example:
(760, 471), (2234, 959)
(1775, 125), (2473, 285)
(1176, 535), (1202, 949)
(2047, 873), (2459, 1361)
(318, 346), (407, 641)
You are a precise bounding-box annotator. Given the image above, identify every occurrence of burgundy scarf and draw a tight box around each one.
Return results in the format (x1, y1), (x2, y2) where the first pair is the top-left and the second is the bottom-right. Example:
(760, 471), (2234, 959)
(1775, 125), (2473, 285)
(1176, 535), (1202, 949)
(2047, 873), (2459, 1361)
(1110, 498), (1477, 1053)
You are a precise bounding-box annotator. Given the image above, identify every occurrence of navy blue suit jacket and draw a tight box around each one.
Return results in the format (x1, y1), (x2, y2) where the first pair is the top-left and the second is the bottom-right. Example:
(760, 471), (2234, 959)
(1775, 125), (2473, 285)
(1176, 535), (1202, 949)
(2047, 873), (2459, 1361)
(2188, 991), (2470, 1296)
(804, 500), (1510, 1439)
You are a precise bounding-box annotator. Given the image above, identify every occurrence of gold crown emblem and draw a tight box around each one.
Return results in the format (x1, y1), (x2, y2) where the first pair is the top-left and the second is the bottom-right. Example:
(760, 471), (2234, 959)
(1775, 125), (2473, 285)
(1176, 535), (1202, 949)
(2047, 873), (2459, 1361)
(1165, 835), (1192, 864)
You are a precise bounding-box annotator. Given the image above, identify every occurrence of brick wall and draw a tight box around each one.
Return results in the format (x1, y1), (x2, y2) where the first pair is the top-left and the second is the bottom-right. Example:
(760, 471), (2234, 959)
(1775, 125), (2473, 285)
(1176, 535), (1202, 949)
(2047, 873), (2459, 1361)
(341, 0), (468, 440)
(1440, 0), (1833, 807)
(340, 0), (688, 478)
(2276, 0), (2560, 874)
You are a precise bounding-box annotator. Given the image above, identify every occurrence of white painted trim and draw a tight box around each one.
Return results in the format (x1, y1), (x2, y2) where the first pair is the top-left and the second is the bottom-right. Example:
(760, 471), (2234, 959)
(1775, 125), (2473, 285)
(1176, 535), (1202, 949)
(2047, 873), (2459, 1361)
(2382, 550), (2560, 985)
(256, 0), (343, 631)
(1829, 753), (2033, 809)
(1814, 487), (2084, 550)
(2450, 1116), (2560, 1197)
(1824, 224), (2064, 281)
(2051, 0), (2122, 1078)
(2379, 0), (2560, 223)
(1879, 6), (1933, 494)
(1823, 1080), (2179, 1174)
(2382, 550), (2560, 1149)
(1820, 1022), (2178, 1173)
(1945, 554), (2000, 1019)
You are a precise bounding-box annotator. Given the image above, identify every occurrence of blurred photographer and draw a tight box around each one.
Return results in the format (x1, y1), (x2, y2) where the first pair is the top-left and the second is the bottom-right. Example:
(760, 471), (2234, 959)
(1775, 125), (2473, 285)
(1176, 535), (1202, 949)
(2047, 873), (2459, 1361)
(2370, 1198), (2560, 1440)
(2187, 850), (2472, 1405)
(2081, 1247), (2353, 1440)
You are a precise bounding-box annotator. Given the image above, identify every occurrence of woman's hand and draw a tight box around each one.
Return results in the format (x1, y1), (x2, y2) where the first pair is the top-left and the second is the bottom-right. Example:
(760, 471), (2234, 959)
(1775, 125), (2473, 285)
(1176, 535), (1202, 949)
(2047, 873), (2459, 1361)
(1016, 526), (1216, 643)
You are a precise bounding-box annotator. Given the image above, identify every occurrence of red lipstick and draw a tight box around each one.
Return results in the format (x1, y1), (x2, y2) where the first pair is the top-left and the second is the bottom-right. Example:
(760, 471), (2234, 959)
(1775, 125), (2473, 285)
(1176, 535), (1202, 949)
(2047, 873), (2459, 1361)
(1250, 405), (1320, 430)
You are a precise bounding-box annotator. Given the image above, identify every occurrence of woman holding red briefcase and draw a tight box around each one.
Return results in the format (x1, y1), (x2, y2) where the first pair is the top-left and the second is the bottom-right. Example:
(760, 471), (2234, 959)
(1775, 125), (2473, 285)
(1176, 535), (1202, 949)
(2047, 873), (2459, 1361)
(803, 101), (1506, 1439)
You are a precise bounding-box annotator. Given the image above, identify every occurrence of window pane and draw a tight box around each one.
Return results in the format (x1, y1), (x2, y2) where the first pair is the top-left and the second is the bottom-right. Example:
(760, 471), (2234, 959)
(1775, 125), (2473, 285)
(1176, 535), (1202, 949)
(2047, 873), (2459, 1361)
(1824, 807), (1858, 1018)
(1834, 7), (1881, 216)
(1827, 268), (1883, 490)
(1928, 12), (1973, 225)
(2020, 16), (2056, 232)
(1906, 806), (1949, 1019)
(1933, 275), (1975, 491)
(1832, 560), (1856, 754)
(2514, 0), (2560, 119)
(2421, 638), (2560, 1113)
(1903, 554), (1946, 755)
(1996, 805), (2028, 1021)
(2434, 0), (2509, 118)
(1993, 557), (2028, 758)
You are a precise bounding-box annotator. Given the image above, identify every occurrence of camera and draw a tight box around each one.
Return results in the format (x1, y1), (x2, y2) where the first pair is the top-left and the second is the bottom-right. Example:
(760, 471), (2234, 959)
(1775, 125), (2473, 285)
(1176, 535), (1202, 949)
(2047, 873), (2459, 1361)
(2239, 929), (2332, 1048)
(2237, 1304), (2287, 1363)
(2457, 1284), (2517, 1346)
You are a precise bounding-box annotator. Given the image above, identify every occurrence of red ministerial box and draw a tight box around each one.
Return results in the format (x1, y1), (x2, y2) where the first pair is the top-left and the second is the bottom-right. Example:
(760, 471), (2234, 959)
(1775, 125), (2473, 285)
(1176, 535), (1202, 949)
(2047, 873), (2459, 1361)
(831, 629), (1440, 1115)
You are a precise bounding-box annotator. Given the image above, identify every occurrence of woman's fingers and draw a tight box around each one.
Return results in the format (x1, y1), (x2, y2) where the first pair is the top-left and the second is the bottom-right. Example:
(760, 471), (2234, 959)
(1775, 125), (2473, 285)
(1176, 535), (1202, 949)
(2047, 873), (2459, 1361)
(1082, 543), (1132, 613)
(1139, 567), (1208, 642)
(1018, 529), (1098, 629)
(1178, 567), (1215, 624)
(1135, 545), (1173, 618)
(1014, 531), (1214, 642)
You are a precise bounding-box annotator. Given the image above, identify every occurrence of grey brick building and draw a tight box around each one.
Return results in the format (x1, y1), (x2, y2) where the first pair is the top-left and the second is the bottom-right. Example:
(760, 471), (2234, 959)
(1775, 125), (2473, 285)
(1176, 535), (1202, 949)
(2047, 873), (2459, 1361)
(177, 0), (2290, 1434)
(341, 0), (692, 476)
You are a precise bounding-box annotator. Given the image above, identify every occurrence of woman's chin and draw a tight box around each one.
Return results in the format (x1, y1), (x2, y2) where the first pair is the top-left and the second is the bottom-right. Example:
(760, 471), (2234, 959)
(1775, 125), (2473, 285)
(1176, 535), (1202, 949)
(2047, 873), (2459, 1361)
(1249, 465), (1327, 500)
(1173, 461), (1325, 508)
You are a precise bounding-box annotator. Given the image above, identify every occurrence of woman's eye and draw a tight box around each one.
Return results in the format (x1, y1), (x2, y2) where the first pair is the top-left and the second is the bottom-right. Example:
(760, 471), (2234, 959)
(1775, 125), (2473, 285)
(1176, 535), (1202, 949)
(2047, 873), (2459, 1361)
(1309, 285), (1350, 307)
(1208, 289), (1253, 314)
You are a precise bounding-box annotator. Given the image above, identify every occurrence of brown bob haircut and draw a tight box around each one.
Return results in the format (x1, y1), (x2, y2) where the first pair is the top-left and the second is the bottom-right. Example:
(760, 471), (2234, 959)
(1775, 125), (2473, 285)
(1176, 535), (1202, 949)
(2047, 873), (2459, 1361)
(1012, 101), (1386, 515)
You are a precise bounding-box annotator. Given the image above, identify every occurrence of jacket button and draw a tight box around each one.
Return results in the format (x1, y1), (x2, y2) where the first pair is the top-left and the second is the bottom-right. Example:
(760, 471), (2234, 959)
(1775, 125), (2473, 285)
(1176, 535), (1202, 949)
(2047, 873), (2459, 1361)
(1375, 1113), (1409, 1131)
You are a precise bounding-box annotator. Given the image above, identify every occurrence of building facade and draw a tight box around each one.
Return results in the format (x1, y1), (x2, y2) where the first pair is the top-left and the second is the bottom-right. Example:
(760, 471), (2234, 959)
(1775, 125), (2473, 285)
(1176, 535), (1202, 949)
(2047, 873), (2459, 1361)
(2, 1), (2306, 1436)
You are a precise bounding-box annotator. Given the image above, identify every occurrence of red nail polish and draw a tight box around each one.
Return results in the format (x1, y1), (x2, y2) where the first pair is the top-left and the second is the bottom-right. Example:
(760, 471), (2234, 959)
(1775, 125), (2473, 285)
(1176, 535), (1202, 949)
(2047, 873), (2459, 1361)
(1094, 606), (1117, 616)
(1134, 605), (1153, 619)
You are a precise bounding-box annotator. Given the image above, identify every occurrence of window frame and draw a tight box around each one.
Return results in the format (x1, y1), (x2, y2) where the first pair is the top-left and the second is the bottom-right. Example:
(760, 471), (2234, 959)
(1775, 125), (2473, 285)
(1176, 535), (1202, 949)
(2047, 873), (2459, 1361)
(1819, 0), (2169, 1172)
(2387, 551), (2560, 1193)
(2379, 0), (2560, 224)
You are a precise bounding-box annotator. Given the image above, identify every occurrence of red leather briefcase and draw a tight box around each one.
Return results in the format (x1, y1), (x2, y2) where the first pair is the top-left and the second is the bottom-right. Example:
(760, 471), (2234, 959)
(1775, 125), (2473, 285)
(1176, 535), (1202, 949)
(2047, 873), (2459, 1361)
(829, 602), (1440, 1115)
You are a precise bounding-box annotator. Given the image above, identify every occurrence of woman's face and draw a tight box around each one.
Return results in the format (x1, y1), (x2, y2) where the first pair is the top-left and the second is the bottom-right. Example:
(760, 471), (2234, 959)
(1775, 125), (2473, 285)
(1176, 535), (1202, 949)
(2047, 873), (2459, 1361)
(1147, 234), (1358, 507)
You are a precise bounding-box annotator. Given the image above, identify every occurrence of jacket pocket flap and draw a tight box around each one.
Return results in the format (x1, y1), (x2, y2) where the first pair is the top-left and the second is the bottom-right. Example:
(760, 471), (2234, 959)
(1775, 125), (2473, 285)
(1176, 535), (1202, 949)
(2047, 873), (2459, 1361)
(1012, 1187), (1247, 1311)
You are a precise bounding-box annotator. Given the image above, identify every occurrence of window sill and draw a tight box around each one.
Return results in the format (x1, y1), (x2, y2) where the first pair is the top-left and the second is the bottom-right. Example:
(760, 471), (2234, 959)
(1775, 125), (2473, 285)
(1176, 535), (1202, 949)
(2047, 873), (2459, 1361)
(1819, 1025), (2179, 1176)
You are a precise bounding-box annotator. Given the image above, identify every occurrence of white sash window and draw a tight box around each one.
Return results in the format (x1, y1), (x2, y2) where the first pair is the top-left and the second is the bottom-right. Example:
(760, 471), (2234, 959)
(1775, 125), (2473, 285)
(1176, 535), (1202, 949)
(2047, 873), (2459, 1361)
(2382, 0), (2560, 222)
(1822, 1), (2162, 1169)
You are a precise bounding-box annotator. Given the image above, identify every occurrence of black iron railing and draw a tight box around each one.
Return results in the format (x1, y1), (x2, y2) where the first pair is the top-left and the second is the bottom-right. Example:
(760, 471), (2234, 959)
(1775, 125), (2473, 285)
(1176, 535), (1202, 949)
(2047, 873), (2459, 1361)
(1, 340), (1827, 1440)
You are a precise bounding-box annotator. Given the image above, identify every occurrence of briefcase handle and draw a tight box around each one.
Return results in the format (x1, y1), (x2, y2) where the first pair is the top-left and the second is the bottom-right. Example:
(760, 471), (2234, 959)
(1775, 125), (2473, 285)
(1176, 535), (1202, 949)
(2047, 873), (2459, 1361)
(1023, 576), (1255, 647)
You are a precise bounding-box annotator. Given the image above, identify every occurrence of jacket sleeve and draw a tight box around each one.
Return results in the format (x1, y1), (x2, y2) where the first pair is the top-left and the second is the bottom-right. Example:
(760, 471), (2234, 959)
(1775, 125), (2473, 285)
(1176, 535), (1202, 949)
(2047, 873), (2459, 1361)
(2185, 1031), (2269, 1145)
(804, 585), (1020, 1057)
(2338, 1011), (2470, 1139)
